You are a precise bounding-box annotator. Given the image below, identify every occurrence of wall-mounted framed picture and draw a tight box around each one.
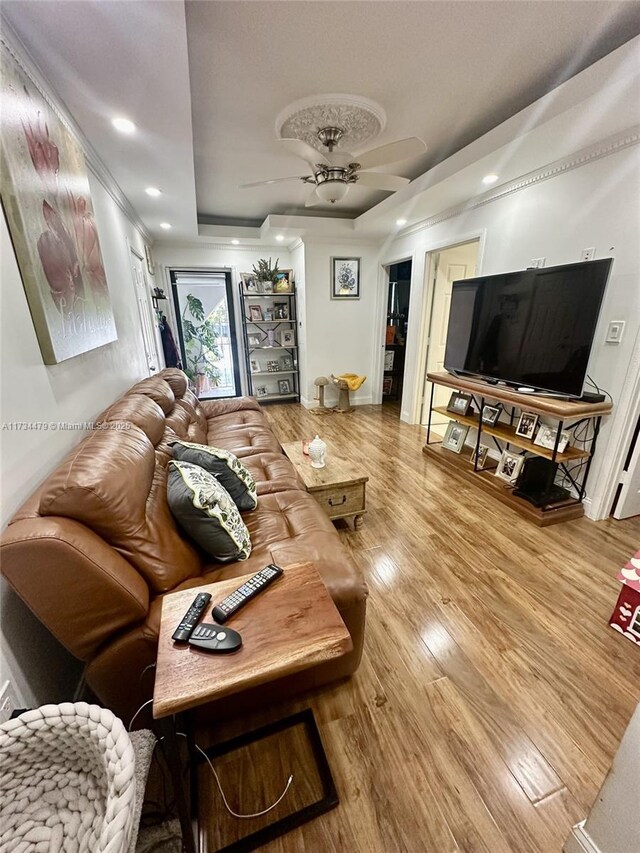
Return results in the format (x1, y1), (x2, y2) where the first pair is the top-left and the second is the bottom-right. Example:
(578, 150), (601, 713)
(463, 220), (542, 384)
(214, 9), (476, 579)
(331, 257), (360, 299)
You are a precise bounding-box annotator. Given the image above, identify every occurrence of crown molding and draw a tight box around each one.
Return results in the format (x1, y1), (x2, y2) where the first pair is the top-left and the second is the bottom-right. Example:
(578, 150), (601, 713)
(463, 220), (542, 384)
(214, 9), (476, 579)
(400, 125), (640, 239)
(289, 238), (304, 252)
(0, 17), (153, 244)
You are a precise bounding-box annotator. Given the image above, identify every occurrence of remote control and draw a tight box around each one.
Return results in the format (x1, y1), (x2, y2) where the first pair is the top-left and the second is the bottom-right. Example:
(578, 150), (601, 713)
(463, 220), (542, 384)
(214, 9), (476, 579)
(188, 623), (242, 653)
(212, 564), (283, 623)
(171, 591), (212, 643)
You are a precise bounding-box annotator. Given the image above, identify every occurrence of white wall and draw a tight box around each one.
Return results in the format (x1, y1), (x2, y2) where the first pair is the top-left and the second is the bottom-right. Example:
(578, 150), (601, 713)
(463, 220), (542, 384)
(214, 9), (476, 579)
(384, 143), (640, 517)
(290, 241), (307, 400)
(0, 170), (150, 707)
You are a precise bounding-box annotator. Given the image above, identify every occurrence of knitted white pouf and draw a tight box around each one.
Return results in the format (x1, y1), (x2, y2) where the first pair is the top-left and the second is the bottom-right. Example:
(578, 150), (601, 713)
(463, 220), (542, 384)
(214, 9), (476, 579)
(0, 702), (137, 853)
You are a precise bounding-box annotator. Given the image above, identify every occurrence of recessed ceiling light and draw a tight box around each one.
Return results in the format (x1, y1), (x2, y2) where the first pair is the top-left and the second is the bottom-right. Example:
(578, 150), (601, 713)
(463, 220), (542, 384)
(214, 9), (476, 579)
(159, 222), (172, 230)
(145, 187), (161, 197)
(112, 117), (136, 134)
(275, 234), (284, 242)
(231, 239), (239, 245)
(482, 174), (499, 184)
(396, 218), (407, 226)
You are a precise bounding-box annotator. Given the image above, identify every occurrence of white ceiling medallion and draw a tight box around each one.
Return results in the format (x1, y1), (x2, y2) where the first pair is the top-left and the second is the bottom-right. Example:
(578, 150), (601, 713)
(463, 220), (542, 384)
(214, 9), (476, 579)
(275, 93), (386, 152)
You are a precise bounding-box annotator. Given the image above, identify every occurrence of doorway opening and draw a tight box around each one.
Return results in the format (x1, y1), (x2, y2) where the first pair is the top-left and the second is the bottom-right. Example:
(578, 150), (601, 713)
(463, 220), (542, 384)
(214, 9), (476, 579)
(383, 259), (412, 413)
(170, 269), (241, 399)
(420, 239), (480, 435)
(129, 245), (161, 376)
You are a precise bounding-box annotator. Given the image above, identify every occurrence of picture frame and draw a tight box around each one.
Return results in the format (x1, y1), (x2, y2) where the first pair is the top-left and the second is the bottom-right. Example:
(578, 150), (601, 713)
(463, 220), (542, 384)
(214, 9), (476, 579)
(331, 257), (360, 299)
(280, 329), (296, 347)
(278, 379), (291, 394)
(250, 359), (260, 373)
(273, 301), (289, 320)
(145, 244), (155, 276)
(280, 355), (293, 370)
(384, 350), (395, 371)
(273, 270), (293, 293)
(442, 421), (470, 454)
(515, 411), (540, 440)
(470, 444), (490, 469)
(481, 404), (502, 426)
(255, 385), (268, 398)
(267, 360), (280, 372)
(241, 273), (261, 294)
(248, 305), (263, 322)
(495, 450), (525, 484)
(247, 334), (261, 347)
(382, 376), (393, 395)
(447, 391), (473, 417)
(534, 425), (571, 453)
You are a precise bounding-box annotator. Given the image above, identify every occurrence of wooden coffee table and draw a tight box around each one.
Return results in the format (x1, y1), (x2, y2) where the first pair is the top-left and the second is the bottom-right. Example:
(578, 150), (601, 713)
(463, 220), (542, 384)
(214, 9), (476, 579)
(281, 439), (368, 529)
(153, 562), (352, 852)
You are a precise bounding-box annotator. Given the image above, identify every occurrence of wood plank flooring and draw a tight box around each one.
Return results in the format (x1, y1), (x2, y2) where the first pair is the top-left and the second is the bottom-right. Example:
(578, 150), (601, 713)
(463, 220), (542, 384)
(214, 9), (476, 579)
(201, 402), (640, 853)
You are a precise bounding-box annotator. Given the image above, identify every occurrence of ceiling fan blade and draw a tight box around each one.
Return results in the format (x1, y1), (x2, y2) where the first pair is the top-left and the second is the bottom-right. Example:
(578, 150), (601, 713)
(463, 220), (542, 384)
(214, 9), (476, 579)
(279, 138), (330, 169)
(356, 172), (410, 191)
(305, 186), (321, 207)
(355, 137), (427, 170)
(240, 176), (308, 188)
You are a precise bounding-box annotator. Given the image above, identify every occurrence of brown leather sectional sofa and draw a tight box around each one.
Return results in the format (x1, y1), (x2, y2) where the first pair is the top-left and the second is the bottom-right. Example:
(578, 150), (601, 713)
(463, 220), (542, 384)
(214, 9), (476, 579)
(0, 369), (367, 722)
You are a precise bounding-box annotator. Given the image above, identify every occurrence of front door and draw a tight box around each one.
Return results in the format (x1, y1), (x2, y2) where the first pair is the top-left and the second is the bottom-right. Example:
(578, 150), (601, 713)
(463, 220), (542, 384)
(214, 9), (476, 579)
(130, 248), (160, 375)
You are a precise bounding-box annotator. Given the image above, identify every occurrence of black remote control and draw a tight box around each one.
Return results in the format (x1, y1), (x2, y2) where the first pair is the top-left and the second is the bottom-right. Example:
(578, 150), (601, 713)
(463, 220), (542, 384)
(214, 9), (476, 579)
(212, 564), (283, 623)
(171, 591), (212, 643)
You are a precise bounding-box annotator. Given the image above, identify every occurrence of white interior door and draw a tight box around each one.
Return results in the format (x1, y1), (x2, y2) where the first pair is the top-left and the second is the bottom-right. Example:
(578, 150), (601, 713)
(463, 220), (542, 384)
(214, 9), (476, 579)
(613, 419), (640, 519)
(130, 249), (160, 375)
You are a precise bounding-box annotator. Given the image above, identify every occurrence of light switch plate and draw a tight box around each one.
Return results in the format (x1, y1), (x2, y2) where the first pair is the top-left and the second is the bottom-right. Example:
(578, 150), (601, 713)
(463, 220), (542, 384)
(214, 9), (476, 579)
(605, 320), (625, 343)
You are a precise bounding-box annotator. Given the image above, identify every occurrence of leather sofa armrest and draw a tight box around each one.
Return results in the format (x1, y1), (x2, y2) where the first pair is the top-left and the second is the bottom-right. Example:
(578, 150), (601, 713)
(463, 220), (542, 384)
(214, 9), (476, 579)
(199, 396), (262, 418)
(1, 517), (150, 661)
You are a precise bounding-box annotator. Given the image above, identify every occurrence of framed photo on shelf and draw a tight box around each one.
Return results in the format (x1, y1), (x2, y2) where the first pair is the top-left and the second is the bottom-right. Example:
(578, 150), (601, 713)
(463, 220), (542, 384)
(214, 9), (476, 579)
(241, 273), (261, 294)
(263, 307), (274, 321)
(267, 360), (280, 372)
(534, 425), (570, 453)
(250, 359), (260, 373)
(383, 376), (393, 395)
(515, 411), (539, 440)
(470, 444), (490, 469)
(247, 334), (261, 347)
(331, 257), (360, 299)
(494, 450), (525, 484)
(442, 421), (469, 454)
(273, 270), (293, 293)
(278, 379), (291, 394)
(273, 301), (289, 319)
(481, 403), (502, 426)
(255, 385), (268, 398)
(280, 329), (296, 347)
(280, 355), (293, 370)
(447, 391), (473, 417)
(248, 305), (263, 322)
(384, 350), (395, 371)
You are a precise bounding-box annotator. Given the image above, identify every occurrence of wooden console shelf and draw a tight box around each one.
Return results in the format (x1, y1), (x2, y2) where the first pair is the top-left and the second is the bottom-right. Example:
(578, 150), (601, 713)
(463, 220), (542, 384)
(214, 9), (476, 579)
(424, 372), (611, 527)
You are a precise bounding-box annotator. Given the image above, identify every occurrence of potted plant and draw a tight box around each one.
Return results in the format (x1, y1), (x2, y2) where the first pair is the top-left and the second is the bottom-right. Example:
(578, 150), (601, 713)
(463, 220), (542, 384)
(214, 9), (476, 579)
(252, 257), (279, 294)
(181, 294), (222, 397)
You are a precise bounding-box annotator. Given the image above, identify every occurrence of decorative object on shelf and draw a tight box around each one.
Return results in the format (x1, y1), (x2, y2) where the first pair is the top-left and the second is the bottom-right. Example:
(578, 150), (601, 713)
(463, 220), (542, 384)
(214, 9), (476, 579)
(255, 385), (268, 398)
(330, 373), (366, 413)
(383, 376), (393, 395)
(249, 305), (263, 322)
(534, 424), (571, 453)
(331, 257), (360, 299)
(145, 244), (155, 276)
(481, 403), (502, 426)
(274, 271), (293, 293)
(442, 421), (469, 454)
(274, 301), (289, 319)
(495, 450), (525, 484)
(281, 355), (294, 370)
(1, 42), (117, 364)
(240, 273), (261, 294)
(386, 325), (396, 344)
(264, 307), (274, 321)
(267, 360), (280, 372)
(311, 376), (331, 415)
(447, 391), (473, 417)
(308, 435), (327, 468)
(250, 359), (260, 373)
(280, 329), (296, 347)
(470, 444), (490, 469)
(515, 411), (540, 440)
(248, 334), (261, 347)
(278, 379), (291, 394)
(267, 329), (277, 346)
(252, 257), (280, 292)
(609, 549), (640, 647)
(181, 294), (221, 397)
(384, 350), (395, 371)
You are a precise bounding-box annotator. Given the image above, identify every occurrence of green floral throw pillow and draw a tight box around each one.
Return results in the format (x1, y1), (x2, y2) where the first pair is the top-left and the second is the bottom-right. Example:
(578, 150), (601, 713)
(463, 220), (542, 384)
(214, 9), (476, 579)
(169, 440), (258, 512)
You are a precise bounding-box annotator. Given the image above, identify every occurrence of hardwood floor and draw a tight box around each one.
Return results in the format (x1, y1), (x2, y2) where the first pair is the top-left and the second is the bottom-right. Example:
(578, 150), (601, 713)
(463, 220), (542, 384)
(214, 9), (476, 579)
(203, 402), (640, 853)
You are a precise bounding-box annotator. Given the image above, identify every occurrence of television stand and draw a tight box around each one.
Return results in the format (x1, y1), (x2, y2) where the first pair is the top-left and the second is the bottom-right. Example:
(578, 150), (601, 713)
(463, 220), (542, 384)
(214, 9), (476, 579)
(423, 371), (612, 526)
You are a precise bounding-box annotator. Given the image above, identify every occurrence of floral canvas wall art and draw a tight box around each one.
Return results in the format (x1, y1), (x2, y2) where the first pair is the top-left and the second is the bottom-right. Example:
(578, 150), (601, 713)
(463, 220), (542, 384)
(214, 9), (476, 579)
(0, 42), (116, 363)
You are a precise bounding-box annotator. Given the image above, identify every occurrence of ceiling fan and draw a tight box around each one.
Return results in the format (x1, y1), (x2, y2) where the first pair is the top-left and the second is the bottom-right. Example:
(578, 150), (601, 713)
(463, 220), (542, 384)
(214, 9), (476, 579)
(240, 126), (427, 206)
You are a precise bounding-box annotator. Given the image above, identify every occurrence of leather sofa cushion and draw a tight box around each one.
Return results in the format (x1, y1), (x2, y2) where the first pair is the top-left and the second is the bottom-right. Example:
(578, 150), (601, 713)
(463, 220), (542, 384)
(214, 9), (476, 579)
(205, 427), (282, 457)
(38, 425), (202, 592)
(127, 376), (175, 414)
(242, 452), (304, 494)
(95, 394), (166, 445)
(207, 410), (269, 434)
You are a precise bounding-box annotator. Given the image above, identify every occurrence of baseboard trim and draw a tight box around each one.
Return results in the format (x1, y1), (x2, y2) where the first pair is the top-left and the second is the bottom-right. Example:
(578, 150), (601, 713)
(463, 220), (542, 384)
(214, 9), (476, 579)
(564, 822), (602, 853)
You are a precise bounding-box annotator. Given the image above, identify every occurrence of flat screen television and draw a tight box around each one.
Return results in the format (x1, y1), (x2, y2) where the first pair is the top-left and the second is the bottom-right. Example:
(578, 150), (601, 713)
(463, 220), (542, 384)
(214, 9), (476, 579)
(443, 258), (612, 397)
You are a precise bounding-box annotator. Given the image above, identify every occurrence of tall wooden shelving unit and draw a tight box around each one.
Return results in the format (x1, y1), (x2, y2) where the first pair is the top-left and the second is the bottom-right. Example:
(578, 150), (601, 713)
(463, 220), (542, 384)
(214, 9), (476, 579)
(239, 284), (300, 404)
(423, 371), (612, 526)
